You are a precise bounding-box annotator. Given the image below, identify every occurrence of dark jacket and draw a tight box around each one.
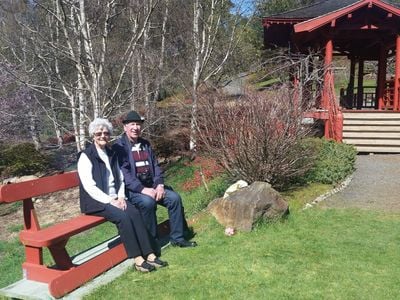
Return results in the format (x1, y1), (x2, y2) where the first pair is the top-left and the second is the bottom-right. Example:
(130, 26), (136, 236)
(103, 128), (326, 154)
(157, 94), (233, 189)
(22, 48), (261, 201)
(112, 134), (164, 193)
(78, 143), (121, 214)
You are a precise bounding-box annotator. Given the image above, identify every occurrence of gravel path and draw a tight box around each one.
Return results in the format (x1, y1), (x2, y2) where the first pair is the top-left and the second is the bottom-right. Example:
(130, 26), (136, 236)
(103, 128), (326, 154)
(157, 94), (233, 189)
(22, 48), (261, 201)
(318, 154), (400, 212)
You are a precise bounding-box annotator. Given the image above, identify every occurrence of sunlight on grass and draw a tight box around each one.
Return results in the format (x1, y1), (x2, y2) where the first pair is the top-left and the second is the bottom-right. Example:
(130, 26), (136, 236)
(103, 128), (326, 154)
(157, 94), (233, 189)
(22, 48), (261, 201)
(85, 208), (400, 299)
(282, 183), (333, 210)
(0, 239), (24, 288)
(1, 161), (399, 299)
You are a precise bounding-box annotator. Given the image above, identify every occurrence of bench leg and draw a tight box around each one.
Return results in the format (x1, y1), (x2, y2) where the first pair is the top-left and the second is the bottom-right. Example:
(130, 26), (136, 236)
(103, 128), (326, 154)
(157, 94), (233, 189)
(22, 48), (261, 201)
(22, 262), (65, 283)
(49, 242), (127, 298)
(24, 245), (43, 266)
(48, 239), (74, 270)
(23, 242), (72, 283)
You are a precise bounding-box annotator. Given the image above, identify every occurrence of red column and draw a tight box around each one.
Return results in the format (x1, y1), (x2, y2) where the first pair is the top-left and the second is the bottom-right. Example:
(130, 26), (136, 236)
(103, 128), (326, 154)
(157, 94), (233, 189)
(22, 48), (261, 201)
(334, 110), (343, 142)
(323, 39), (333, 109)
(394, 35), (400, 111)
(323, 39), (333, 138)
(377, 46), (387, 110)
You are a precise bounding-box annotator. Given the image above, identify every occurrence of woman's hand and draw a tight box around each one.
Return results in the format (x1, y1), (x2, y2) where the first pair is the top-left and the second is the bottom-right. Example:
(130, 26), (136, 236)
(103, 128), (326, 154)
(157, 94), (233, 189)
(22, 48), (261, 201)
(110, 197), (127, 210)
(117, 197), (127, 210)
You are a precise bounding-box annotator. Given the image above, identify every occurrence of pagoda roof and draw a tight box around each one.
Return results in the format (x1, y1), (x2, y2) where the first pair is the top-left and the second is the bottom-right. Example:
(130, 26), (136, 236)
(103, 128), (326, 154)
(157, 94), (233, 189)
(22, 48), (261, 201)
(263, 0), (400, 59)
(265, 0), (400, 21)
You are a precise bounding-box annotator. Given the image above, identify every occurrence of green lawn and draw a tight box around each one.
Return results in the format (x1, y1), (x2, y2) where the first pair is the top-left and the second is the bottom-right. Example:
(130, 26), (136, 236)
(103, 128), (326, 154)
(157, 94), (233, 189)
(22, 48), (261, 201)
(84, 208), (400, 300)
(1, 168), (400, 299)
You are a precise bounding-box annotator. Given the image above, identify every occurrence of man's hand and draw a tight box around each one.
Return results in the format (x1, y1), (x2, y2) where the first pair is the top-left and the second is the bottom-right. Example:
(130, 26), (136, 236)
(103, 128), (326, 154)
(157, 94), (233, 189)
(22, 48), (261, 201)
(155, 184), (165, 201)
(141, 187), (157, 199)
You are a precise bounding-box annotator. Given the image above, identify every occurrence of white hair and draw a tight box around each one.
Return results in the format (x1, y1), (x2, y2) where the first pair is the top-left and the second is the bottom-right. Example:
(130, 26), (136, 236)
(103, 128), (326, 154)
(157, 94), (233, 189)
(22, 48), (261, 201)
(88, 118), (113, 136)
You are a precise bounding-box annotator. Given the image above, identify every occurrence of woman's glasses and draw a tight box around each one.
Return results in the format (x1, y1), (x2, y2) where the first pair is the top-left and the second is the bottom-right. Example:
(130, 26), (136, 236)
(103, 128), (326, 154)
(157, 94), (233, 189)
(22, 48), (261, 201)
(94, 131), (110, 137)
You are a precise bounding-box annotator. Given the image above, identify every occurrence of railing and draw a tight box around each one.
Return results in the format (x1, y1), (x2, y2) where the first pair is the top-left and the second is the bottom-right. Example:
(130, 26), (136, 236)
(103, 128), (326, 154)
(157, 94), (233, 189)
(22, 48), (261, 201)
(340, 86), (376, 109)
(383, 87), (394, 109)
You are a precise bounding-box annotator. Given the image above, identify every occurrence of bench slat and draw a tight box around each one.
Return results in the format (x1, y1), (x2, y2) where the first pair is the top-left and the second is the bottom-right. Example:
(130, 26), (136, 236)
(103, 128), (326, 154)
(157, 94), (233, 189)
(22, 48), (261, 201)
(0, 172), (79, 203)
(20, 215), (106, 247)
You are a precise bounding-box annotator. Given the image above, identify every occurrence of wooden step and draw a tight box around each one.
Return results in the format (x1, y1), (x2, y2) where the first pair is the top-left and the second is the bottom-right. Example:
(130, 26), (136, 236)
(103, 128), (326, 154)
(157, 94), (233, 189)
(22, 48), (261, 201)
(342, 111), (400, 153)
(342, 112), (400, 119)
(343, 132), (400, 138)
(343, 139), (400, 145)
(342, 125), (400, 132)
(354, 146), (400, 153)
(343, 119), (400, 125)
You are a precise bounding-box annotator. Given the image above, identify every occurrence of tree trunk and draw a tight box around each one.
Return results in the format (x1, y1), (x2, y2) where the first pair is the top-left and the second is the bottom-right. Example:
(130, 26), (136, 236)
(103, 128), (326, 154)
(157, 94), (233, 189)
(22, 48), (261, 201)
(28, 105), (41, 151)
(154, 0), (169, 102)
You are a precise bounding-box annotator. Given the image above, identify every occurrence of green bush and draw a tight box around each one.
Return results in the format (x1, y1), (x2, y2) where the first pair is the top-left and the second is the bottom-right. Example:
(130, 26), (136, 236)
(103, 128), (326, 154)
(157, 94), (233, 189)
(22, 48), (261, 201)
(304, 138), (357, 184)
(0, 143), (50, 178)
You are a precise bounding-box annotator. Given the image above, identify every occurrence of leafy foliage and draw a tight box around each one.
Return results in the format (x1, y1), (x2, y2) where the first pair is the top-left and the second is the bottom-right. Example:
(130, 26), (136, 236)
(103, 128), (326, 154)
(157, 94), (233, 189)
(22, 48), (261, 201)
(0, 143), (50, 178)
(304, 138), (357, 184)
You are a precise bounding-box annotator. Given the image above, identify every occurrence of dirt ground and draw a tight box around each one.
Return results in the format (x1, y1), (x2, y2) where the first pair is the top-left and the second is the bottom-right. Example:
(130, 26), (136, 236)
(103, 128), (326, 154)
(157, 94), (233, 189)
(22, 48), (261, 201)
(0, 188), (81, 241)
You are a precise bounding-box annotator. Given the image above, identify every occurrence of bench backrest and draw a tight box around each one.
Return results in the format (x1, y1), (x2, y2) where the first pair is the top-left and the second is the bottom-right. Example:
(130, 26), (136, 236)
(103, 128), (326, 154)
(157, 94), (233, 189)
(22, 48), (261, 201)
(0, 171), (79, 203)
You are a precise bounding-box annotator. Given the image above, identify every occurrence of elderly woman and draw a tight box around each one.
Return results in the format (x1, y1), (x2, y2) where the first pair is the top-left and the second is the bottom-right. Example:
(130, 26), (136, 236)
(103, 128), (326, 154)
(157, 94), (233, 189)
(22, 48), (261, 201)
(77, 118), (167, 272)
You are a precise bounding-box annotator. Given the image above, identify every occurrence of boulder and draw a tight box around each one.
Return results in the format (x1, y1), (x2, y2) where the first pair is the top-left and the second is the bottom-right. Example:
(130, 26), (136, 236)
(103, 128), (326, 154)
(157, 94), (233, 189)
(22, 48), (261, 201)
(208, 181), (289, 232)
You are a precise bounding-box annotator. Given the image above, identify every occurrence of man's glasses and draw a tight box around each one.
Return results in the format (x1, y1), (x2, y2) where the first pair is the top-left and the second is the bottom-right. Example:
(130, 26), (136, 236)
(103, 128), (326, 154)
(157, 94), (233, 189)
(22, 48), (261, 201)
(94, 131), (110, 137)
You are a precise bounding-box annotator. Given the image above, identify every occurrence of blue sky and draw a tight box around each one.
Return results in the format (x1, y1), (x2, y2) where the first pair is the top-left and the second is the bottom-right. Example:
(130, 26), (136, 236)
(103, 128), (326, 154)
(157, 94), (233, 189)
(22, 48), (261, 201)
(231, 0), (255, 16)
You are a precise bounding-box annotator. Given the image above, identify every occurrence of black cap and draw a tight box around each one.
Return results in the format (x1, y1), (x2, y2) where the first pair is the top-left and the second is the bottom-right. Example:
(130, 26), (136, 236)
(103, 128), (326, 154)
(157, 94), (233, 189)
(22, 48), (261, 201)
(122, 111), (145, 124)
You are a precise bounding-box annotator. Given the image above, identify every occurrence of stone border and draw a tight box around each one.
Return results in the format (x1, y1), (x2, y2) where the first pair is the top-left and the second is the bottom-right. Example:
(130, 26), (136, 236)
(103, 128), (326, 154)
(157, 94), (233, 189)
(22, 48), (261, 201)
(302, 174), (354, 210)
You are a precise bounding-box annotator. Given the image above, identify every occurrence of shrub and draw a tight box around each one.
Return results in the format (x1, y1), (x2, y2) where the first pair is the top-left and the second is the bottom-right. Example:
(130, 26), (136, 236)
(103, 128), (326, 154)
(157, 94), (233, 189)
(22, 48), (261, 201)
(0, 143), (50, 178)
(196, 88), (316, 189)
(304, 138), (357, 184)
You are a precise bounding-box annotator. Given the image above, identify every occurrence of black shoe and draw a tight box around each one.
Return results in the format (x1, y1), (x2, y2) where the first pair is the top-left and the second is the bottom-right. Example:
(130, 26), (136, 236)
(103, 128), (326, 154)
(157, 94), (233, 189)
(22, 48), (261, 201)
(134, 261), (156, 273)
(171, 240), (198, 248)
(147, 258), (168, 268)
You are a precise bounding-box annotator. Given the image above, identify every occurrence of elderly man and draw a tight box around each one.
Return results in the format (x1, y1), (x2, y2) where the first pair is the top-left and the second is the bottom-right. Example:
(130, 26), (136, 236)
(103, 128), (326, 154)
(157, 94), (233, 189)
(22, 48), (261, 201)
(113, 111), (197, 248)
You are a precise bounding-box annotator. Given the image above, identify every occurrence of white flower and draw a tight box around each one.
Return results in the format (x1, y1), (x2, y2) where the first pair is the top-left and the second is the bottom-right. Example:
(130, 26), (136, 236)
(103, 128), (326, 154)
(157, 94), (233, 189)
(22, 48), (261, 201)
(224, 227), (235, 236)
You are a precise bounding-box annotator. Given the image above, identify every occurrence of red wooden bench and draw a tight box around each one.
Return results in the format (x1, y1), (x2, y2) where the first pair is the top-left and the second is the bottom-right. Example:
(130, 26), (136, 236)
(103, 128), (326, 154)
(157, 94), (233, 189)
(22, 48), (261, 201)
(0, 171), (169, 298)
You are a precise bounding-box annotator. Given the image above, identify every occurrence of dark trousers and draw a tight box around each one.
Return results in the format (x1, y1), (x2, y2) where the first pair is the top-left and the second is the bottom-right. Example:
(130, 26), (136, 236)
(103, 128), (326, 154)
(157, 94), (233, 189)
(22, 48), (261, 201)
(128, 189), (186, 243)
(91, 201), (154, 259)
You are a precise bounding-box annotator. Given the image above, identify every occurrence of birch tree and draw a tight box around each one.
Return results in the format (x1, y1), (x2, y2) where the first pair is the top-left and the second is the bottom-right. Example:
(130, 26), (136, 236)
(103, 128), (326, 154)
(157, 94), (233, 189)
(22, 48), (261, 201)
(153, 0), (169, 103)
(1, 0), (158, 151)
(190, 0), (245, 150)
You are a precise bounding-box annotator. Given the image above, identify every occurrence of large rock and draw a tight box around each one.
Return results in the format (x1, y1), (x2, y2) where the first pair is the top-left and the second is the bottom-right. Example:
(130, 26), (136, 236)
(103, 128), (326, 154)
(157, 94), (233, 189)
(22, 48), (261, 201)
(208, 181), (289, 231)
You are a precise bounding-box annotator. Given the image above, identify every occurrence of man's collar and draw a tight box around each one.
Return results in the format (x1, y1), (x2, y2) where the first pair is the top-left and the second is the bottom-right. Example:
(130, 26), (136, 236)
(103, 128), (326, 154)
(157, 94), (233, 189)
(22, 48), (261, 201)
(124, 133), (139, 146)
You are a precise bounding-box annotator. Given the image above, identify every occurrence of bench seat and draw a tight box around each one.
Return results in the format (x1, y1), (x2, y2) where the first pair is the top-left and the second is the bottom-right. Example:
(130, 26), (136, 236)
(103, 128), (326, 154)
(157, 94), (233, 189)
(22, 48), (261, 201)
(20, 215), (106, 247)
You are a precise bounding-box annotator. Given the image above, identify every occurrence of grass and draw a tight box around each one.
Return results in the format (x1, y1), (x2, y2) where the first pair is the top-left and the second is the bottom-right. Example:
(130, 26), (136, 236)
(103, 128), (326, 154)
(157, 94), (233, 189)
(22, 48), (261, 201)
(0, 222), (119, 289)
(84, 208), (400, 300)
(254, 78), (281, 89)
(0, 202), (22, 216)
(0, 238), (24, 288)
(156, 158), (230, 222)
(281, 183), (333, 211)
(1, 159), (400, 299)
